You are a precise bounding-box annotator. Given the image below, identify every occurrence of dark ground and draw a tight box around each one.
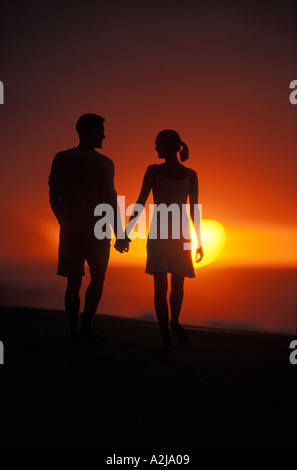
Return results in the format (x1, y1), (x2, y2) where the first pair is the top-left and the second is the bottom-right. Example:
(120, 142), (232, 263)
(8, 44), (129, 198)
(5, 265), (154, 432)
(0, 306), (296, 450)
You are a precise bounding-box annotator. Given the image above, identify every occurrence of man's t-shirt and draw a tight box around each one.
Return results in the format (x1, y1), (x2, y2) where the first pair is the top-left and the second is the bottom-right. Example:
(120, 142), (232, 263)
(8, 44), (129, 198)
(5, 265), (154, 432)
(49, 147), (117, 231)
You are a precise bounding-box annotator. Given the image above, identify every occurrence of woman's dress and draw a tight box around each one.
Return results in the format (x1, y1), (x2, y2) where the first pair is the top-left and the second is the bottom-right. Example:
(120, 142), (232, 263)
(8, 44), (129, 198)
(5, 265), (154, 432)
(145, 165), (195, 278)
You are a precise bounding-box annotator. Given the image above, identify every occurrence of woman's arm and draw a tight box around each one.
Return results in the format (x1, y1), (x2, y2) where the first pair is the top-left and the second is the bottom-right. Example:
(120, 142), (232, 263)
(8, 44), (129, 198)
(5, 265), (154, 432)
(125, 164), (156, 237)
(189, 170), (204, 262)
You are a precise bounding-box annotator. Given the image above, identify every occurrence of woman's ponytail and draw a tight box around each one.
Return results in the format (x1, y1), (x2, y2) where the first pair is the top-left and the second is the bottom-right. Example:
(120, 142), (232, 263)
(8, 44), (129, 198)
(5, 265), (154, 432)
(180, 141), (189, 162)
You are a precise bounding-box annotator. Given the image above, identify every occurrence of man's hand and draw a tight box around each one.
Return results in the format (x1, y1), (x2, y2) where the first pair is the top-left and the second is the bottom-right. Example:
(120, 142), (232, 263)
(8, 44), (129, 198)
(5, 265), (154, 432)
(114, 236), (131, 253)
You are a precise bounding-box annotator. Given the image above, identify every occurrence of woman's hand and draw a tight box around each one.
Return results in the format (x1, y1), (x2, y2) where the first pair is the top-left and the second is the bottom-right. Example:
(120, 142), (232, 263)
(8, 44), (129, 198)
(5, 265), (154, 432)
(195, 246), (204, 263)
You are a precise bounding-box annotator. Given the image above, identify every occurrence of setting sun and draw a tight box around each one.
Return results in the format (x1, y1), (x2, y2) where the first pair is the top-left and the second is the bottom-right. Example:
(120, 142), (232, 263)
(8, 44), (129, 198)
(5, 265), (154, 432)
(191, 219), (226, 267)
(40, 218), (226, 268)
(40, 217), (297, 270)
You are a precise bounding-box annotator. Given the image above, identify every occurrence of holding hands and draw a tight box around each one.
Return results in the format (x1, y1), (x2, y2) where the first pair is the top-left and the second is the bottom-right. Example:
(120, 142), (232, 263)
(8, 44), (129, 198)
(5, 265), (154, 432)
(114, 234), (131, 253)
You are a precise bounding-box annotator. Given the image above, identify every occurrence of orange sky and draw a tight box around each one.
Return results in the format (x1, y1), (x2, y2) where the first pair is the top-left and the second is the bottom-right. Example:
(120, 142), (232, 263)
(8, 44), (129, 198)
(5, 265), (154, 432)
(0, 1), (296, 334)
(0, 2), (297, 266)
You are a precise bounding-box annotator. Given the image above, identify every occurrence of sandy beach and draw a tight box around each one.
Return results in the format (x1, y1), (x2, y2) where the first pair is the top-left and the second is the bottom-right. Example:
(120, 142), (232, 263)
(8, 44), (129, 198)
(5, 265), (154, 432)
(0, 305), (295, 450)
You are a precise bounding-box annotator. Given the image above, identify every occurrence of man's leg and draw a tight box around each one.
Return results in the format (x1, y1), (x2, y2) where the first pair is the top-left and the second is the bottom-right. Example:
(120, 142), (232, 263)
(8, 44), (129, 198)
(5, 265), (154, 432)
(80, 273), (105, 330)
(65, 275), (82, 343)
(80, 237), (110, 341)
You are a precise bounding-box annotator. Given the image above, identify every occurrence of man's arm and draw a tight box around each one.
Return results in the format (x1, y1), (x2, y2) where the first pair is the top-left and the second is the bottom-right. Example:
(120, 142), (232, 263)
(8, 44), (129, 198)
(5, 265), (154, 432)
(49, 187), (62, 223)
(104, 160), (130, 251)
(48, 154), (62, 223)
(104, 160), (122, 238)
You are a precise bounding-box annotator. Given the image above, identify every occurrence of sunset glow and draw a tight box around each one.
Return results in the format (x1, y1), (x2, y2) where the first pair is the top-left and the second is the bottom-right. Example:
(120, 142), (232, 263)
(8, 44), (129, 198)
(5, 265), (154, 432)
(1, 0), (296, 340)
(191, 219), (225, 267)
(39, 218), (297, 270)
(41, 218), (225, 268)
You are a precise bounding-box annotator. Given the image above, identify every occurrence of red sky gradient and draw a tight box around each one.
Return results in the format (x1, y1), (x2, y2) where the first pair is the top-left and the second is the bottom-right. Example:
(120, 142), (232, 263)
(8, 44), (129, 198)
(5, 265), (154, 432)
(0, 1), (296, 333)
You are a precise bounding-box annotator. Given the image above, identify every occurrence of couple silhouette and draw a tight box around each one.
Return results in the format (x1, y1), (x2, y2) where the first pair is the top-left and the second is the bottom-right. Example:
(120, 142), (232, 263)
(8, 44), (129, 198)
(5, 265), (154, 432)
(49, 113), (204, 349)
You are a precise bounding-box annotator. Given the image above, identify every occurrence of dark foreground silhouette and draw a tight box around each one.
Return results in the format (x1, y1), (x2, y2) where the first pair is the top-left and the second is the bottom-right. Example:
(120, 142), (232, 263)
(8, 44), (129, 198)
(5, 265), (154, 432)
(125, 130), (204, 349)
(49, 114), (129, 345)
(0, 306), (295, 450)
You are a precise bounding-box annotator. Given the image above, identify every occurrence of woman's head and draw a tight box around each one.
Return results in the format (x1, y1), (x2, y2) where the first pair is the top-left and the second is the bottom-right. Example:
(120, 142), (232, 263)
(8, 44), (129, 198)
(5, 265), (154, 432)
(155, 130), (189, 162)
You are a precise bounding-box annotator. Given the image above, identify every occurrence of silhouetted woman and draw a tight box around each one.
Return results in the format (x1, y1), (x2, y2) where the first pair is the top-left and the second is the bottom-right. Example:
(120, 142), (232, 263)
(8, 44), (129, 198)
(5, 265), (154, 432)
(125, 130), (204, 349)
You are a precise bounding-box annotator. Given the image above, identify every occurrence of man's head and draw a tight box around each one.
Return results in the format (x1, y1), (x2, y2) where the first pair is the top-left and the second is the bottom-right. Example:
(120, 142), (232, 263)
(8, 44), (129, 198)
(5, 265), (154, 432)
(76, 113), (105, 148)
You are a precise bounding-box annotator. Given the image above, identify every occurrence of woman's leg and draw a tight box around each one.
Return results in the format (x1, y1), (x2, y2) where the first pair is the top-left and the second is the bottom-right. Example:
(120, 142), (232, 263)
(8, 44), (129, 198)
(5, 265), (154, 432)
(153, 273), (171, 348)
(169, 274), (188, 344)
(169, 274), (185, 324)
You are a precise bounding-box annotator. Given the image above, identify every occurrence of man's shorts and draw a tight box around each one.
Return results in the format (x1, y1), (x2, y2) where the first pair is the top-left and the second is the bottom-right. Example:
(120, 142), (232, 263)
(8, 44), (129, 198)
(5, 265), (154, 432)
(57, 227), (111, 278)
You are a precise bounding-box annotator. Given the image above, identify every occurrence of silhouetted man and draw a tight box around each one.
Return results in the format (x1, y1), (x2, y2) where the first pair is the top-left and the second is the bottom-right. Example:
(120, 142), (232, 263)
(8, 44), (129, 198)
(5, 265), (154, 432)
(49, 114), (129, 344)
